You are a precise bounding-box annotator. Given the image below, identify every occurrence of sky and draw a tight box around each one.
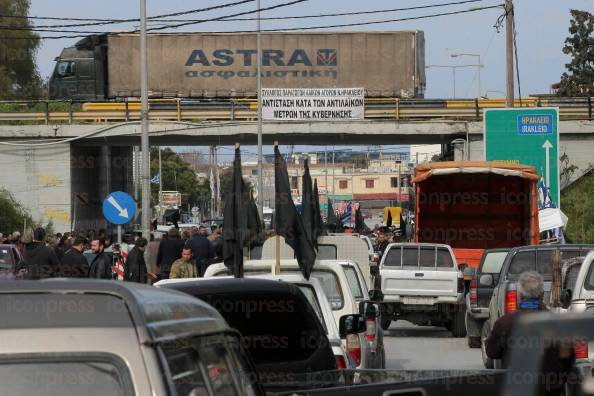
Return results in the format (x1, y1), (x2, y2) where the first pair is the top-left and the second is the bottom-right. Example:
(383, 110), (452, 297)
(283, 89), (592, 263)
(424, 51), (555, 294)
(28, 0), (593, 159)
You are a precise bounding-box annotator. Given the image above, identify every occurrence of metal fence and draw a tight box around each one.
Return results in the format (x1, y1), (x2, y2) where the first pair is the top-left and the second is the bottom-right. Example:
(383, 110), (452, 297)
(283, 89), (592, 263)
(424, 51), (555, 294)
(0, 96), (591, 125)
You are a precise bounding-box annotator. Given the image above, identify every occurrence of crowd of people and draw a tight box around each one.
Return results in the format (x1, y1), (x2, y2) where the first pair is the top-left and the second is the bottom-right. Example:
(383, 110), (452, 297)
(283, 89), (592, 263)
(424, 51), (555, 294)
(0, 224), (224, 283)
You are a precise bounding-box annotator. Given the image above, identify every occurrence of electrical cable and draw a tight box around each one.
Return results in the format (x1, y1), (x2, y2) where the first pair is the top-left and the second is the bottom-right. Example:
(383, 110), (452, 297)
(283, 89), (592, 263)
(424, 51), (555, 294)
(0, 4), (505, 40)
(15, 0), (489, 29)
(0, 0), (255, 26)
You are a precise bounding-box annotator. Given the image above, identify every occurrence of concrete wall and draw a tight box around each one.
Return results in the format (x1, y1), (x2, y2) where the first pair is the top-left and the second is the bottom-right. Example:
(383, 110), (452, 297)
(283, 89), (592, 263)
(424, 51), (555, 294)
(0, 143), (72, 233)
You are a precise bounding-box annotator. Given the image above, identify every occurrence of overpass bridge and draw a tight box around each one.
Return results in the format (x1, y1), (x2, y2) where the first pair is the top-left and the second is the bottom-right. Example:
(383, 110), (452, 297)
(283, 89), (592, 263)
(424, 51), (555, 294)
(0, 97), (592, 233)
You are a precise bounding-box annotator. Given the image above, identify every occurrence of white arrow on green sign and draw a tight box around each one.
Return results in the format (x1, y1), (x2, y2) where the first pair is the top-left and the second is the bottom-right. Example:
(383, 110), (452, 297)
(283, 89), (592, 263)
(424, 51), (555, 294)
(484, 108), (560, 206)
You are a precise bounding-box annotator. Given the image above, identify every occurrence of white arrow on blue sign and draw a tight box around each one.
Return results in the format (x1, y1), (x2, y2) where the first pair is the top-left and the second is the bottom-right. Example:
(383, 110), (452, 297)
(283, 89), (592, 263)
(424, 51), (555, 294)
(102, 191), (137, 225)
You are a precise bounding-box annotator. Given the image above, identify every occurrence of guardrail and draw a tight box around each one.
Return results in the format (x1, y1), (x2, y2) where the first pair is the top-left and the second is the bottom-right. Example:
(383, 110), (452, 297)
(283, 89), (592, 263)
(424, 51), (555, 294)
(0, 97), (591, 125)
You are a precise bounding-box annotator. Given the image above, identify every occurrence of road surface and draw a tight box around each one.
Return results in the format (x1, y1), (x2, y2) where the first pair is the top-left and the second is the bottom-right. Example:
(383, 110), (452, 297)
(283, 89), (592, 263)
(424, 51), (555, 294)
(384, 321), (484, 370)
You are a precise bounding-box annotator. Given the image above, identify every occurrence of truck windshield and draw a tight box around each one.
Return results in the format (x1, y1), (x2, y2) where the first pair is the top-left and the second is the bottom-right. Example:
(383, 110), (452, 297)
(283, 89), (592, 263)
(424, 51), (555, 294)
(384, 246), (454, 269)
(481, 251), (509, 273)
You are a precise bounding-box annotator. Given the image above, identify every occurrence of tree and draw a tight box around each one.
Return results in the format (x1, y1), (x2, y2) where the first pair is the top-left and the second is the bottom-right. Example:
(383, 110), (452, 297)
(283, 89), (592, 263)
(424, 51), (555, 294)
(557, 10), (594, 96)
(149, 148), (210, 210)
(220, 167), (253, 203)
(0, 189), (32, 235)
(560, 153), (579, 189)
(561, 169), (594, 243)
(0, 0), (43, 99)
(352, 154), (368, 169)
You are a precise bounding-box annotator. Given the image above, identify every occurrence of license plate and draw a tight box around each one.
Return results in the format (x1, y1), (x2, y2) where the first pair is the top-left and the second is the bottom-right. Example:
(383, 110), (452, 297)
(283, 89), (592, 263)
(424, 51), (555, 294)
(403, 296), (434, 305)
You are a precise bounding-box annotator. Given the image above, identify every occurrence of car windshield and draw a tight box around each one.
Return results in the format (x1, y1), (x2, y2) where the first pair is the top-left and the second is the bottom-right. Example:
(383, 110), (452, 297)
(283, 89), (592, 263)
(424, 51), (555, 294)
(296, 284), (327, 333)
(481, 251), (509, 274)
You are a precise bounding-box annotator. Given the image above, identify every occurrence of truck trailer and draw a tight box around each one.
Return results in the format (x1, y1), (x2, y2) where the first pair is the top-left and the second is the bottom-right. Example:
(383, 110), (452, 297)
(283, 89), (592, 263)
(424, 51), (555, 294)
(413, 161), (540, 269)
(49, 31), (425, 100)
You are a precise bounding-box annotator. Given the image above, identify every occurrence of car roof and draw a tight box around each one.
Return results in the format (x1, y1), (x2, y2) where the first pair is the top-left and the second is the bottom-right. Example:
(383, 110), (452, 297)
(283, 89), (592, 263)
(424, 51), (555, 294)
(160, 276), (304, 296)
(0, 279), (229, 342)
(509, 244), (594, 253)
(483, 248), (511, 253)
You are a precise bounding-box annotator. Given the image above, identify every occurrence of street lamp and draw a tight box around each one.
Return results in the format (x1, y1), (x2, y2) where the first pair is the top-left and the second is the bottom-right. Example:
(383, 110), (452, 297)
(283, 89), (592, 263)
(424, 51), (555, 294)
(425, 64), (478, 99)
(450, 53), (483, 98)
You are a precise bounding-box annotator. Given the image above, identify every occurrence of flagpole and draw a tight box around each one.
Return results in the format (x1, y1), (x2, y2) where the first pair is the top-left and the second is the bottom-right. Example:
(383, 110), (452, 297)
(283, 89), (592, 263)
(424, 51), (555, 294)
(158, 147), (162, 211)
(256, 0), (264, 221)
(274, 141), (281, 275)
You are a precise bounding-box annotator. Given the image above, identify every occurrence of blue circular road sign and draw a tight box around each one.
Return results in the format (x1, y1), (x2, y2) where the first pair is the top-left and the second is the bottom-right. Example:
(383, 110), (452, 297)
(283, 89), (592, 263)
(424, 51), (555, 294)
(102, 191), (137, 225)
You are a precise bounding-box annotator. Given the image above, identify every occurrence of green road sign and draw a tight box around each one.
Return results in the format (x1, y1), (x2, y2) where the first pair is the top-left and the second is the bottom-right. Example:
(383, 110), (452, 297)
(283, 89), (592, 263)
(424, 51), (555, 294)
(484, 107), (560, 206)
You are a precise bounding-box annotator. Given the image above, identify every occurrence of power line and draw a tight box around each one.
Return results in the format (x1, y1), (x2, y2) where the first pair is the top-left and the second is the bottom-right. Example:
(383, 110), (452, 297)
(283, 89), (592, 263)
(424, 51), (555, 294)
(0, 0), (312, 36)
(0, 4), (504, 40)
(0, 0), (255, 26)
(145, 0), (311, 32)
(19, 0), (489, 28)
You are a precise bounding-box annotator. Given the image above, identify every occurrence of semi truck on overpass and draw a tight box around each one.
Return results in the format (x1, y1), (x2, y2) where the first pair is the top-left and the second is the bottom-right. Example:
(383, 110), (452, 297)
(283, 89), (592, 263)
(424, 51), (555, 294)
(48, 31), (426, 100)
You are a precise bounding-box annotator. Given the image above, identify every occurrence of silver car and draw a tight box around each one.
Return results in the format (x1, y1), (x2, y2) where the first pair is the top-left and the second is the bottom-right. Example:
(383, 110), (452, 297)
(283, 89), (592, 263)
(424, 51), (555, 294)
(0, 279), (263, 396)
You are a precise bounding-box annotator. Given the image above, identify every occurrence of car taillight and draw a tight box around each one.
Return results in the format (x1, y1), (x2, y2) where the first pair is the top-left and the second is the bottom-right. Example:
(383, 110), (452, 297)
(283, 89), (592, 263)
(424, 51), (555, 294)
(335, 355), (347, 369)
(505, 290), (517, 314)
(366, 319), (376, 341)
(470, 279), (478, 306)
(574, 341), (588, 360)
(346, 334), (362, 366)
(457, 277), (464, 293)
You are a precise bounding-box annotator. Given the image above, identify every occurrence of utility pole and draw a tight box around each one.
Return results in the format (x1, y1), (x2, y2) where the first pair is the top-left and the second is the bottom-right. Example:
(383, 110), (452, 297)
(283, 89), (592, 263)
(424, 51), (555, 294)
(140, 0), (151, 260)
(256, 0), (264, 220)
(324, 148), (328, 202)
(158, 146), (162, 221)
(505, 0), (514, 107)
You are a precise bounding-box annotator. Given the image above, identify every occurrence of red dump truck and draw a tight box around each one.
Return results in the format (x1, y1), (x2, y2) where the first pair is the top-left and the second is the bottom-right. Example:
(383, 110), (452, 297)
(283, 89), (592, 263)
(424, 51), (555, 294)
(413, 161), (540, 270)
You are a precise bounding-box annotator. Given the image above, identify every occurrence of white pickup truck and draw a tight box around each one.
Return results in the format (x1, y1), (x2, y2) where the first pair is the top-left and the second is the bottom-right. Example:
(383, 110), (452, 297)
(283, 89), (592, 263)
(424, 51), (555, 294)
(378, 243), (466, 337)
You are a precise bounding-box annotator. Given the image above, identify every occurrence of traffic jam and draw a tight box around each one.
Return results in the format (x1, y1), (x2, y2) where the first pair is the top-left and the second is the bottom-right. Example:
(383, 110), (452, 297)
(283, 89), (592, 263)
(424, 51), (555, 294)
(3, 148), (594, 396)
(1, 1), (594, 395)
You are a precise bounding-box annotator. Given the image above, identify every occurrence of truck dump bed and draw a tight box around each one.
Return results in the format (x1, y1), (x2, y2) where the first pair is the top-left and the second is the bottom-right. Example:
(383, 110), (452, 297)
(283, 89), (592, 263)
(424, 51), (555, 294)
(413, 161), (540, 267)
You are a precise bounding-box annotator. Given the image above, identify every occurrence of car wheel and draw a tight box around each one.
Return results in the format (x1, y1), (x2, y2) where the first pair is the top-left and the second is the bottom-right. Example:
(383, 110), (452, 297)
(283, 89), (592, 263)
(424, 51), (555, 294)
(468, 336), (481, 348)
(451, 305), (467, 338)
(481, 320), (494, 369)
(381, 316), (391, 331)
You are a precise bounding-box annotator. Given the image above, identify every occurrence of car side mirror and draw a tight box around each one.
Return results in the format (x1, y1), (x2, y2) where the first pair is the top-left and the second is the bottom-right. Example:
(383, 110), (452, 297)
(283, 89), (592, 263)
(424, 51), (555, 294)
(560, 289), (572, 308)
(339, 314), (366, 338)
(479, 274), (494, 287)
(369, 289), (384, 302)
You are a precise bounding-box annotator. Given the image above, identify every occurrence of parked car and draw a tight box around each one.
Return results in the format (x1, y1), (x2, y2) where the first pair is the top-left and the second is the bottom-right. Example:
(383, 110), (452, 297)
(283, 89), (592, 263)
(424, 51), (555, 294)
(158, 273), (356, 370)
(0, 244), (22, 280)
(203, 259), (386, 370)
(156, 277), (342, 391)
(484, 244), (594, 368)
(261, 235), (373, 289)
(378, 243), (466, 337)
(0, 279), (265, 396)
(465, 248), (510, 348)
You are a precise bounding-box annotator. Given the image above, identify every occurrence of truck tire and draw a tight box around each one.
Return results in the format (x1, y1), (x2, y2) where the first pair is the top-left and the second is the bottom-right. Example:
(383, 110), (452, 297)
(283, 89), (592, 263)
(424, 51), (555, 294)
(451, 305), (467, 338)
(381, 316), (391, 331)
(481, 321), (494, 369)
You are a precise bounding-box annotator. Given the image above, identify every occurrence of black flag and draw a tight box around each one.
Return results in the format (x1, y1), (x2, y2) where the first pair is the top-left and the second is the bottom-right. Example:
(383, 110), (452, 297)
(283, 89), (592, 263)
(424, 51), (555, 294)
(301, 158), (316, 249)
(355, 206), (370, 235)
(386, 208), (393, 228)
(326, 198), (341, 233)
(274, 146), (316, 279)
(313, 180), (324, 238)
(223, 146), (253, 278)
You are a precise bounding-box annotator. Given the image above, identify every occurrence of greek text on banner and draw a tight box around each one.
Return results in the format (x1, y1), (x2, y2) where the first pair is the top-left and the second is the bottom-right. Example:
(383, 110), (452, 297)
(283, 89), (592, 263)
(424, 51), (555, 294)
(261, 87), (364, 121)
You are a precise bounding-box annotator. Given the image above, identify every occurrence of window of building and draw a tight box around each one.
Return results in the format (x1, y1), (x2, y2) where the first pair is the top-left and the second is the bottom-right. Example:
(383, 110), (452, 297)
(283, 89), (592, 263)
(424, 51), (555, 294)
(391, 177), (398, 188)
(365, 179), (374, 189)
(291, 176), (298, 190)
(339, 180), (348, 189)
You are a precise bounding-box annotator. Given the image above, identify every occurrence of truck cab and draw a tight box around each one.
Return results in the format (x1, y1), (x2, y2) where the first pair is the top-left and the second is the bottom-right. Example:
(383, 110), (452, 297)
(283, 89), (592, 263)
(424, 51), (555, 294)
(49, 35), (107, 100)
(378, 242), (466, 337)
